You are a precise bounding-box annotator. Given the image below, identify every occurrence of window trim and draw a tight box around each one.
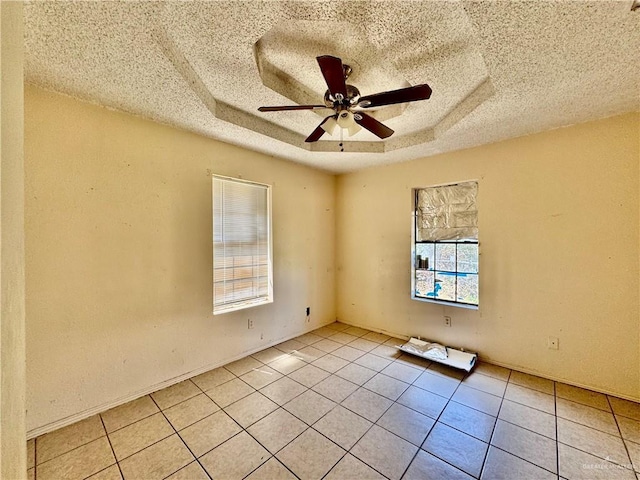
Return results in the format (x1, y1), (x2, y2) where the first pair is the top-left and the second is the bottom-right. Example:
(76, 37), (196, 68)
(212, 175), (273, 315)
(411, 184), (479, 310)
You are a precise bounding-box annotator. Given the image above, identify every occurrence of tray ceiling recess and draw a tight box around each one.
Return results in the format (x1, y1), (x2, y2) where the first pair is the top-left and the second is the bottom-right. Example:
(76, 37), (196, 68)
(23, 1), (640, 173)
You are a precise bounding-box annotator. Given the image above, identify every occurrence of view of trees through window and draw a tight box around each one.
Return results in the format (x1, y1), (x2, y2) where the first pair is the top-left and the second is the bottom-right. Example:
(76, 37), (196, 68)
(414, 241), (479, 305)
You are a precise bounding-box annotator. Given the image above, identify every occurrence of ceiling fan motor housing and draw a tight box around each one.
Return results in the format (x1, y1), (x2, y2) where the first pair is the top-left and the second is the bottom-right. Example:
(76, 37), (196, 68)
(324, 84), (361, 109)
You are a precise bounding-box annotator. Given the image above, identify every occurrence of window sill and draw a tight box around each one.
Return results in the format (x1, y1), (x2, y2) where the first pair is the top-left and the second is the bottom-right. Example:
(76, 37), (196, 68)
(411, 295), (479, 310)
(213, 297), (273, 315)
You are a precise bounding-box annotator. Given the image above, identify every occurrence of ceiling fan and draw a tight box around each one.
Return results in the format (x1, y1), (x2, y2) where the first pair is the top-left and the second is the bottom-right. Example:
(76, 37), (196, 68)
(258, 55), (432, 144)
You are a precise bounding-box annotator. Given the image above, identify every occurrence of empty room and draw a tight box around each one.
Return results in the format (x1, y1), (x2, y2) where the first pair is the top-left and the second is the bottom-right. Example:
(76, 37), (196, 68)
(1, 1), (639, 479)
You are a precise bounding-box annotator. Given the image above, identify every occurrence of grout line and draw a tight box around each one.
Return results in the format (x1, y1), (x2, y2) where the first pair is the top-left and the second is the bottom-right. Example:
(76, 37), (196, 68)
(98, 415), (125, 480)
(147, 395), (214, 480)
(607, 395), (635, 473)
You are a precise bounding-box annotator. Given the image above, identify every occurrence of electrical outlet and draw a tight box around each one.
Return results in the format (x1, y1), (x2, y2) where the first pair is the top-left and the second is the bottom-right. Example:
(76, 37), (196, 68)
(548, 336), (559, 350)
(248, 319), (254, 329)
(444, 316), (451, 327)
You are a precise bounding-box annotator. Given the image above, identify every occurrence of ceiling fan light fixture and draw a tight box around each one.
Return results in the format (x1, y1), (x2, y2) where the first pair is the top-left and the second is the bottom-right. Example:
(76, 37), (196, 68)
(336, 110), (355, 129)
(321, 117), (338, 134)
(347, 122), (362, 137)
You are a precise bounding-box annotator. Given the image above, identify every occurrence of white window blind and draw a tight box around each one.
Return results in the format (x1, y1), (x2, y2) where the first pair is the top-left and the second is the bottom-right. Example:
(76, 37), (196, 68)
(212, 176), (273, 315)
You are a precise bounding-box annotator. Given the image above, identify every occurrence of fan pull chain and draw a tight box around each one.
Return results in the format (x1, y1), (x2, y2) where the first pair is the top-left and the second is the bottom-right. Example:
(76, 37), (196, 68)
(339, 128), (344, 152)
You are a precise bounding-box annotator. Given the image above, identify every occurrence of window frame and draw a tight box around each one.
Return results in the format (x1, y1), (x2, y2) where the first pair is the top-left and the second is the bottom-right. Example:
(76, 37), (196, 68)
(411, 184), (479, 310)
(212, 175), (273, 315)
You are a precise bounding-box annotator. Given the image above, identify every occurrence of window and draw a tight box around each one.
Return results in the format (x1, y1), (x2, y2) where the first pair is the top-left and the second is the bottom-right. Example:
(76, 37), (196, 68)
(212, 175), (273, 315)
(412, 181), (479, 308)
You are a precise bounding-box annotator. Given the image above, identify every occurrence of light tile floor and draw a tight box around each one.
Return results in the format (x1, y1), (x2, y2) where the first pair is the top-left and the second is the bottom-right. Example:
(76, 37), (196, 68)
(27, 322), (640, 480)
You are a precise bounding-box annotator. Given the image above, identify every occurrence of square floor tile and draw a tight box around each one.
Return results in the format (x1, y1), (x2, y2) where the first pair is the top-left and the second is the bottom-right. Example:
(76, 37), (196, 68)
(295, 346), (325, 363)
(491, 419), (557, 473)
(109, 413), (174, 460)
(287, 364), (329, 388)
(240, 365), (283, 389)
(463, 372), (507, 397)
(397, 385), (448, 419)
(440, 401), (496, 442)
(355, 353), (393, 372)
(381, 362), (422, 384)
(422, 422), (488, 478)
(325, 453), (386, 480)
(312, 338), (343, 353)
(190, 367), (235, 391)
(200, 431), (270, 479)
(205, 377), (254, 408)
(328, 332), (359, 345)
(364, 373), (410, 401)
(413, 371), (460, 398)
(351, 425), (417, 480)
(453, 384), (502, 416)
(558, 443), (637, 480)
(224, 391), (278, 428)
(275, 339), (306, 354)
(101, 396), (159, 434)
(498, 399), (556, 439)
(312, 326), (339, 338)
(625, 440), (640, 473)
(247, 408), (307, 454)
(344, 326), (369, 337)
(556, 383), (610, 411)
(370, 344), (401, 360)
(503, 383), (554, 415)
(609, 397), (640, 421)
(165, 461), (209, 480)
(335, 363), (377, 385)
(313, 405), (372, 450)
(376, 403), (435, 446)
(348, 337), (379, 353)
(252, 347), (287, 365)
(86, 464), (122, 480)
(362, 331), (391, 344)
(404, 449), (473, 480)
(36, 437), (115, 480)
(557, 417), (629, 466)
(312, 375), (359, 403)
(119, 435), (194, 480)
(178, 410), (241, 457)
(164, 393), (219, 431)
(617, 415), (640, 444)
(295, 332), (323, 346)
(151, 380), (201, 410)
(556, 398), (618, 434)
(312, 354), (349, 373)
(427, 362), (466, 381)
(481, 446), (556, 480)
(394, 353), (431, 371)
(269, 354), (307, 375)
(260, 376), (307, 405)
(36, 414), (106, 464)
(473, 362), (511, 382)
(342, 387), (393, 422)
(276, 428), (345, 480)
(332, 345), (365, 362)
(509, 371), (554, 395)
(225, 356), (264, 376)
(245, 458), (297, 480)
(284, 389), (336, 425)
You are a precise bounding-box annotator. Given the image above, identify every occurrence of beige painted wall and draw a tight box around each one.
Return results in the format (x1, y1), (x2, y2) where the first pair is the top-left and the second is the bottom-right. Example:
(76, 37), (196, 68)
(0, 2), (27, 478)
(25, 85), (336, 433)
(336, 113), (640, 401)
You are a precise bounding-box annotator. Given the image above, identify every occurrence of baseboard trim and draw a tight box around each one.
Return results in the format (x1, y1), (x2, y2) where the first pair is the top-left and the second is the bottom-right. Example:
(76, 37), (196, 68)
(27, 320), (335, 440)
(336, 318), (640, 404)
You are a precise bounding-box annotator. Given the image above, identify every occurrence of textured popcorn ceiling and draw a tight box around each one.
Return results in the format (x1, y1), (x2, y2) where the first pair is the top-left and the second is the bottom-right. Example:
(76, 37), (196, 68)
(24, 1), (639, 173)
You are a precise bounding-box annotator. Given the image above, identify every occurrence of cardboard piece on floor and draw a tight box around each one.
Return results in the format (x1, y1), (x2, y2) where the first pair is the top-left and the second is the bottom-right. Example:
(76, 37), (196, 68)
(399, 337), (477, 372)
